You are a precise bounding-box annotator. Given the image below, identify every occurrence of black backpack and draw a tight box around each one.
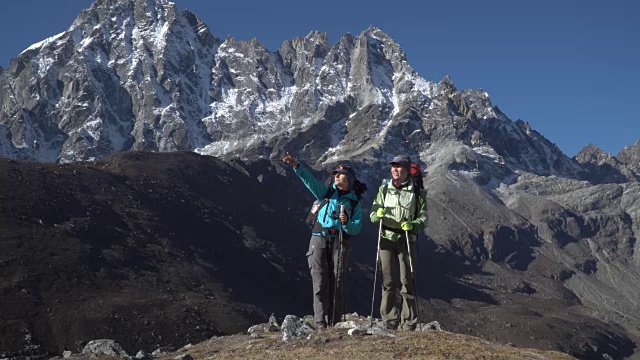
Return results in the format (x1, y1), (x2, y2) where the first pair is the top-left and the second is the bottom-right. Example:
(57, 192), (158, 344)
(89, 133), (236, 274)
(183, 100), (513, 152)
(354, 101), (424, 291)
(305, 179), (367, 230)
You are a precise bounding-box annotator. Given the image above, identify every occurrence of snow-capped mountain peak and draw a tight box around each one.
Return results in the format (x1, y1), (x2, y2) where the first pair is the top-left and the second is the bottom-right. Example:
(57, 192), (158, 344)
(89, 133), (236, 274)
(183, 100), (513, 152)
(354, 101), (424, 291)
(1, 0), (630, 184)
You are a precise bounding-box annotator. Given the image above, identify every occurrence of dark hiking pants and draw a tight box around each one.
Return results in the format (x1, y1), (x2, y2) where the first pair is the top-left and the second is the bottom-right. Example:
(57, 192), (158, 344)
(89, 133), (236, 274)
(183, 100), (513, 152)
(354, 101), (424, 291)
(306, 234), (351, 326)
(379, 235), (418, 330)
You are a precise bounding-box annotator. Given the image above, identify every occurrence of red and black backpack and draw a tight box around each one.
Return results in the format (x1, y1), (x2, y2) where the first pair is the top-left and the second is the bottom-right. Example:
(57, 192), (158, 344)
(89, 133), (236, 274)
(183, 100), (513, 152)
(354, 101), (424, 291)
(410, 162), (424, 191)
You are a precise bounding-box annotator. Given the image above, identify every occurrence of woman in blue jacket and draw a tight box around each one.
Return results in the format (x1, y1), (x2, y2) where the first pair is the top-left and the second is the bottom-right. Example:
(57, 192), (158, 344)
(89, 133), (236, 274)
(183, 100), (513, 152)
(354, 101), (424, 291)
(283, 152), (362, 328)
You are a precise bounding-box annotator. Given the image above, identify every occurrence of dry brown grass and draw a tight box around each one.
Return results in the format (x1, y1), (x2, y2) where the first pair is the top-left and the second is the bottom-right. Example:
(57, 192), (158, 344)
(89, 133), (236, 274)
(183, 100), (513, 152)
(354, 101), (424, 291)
(158, 328), (575, 360)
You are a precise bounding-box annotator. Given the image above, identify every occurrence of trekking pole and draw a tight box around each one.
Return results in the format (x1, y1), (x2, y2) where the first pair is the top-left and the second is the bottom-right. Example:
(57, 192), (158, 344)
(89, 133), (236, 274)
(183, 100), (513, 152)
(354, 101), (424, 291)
(332, 204), (345, 327)
(327, 236), (335, 328)
(339, 204), (346, 323)
(404, 219), (422, 332)
(370, 180), (387, 327)
(370, 218), (383, 327)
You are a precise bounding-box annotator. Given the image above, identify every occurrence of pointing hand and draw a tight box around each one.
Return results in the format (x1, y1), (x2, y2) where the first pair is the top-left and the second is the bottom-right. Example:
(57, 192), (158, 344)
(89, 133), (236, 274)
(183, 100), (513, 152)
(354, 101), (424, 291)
(282, 152), (298, 168)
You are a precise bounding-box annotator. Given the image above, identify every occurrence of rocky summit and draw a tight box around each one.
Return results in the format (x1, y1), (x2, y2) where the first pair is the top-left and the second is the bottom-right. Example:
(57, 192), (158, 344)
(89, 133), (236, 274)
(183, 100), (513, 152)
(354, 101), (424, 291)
(51, 313), (578, 359)
(1, 0), (640, 359)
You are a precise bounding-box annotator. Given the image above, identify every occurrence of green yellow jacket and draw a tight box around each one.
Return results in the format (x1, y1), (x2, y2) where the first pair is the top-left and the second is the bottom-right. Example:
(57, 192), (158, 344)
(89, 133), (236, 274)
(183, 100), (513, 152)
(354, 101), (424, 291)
(370, 181), (427, 242)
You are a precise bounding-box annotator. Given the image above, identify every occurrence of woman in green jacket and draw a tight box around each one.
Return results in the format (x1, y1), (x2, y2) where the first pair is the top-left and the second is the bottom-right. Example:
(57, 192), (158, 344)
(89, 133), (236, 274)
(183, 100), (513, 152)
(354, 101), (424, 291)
(370, 155), (427, 331)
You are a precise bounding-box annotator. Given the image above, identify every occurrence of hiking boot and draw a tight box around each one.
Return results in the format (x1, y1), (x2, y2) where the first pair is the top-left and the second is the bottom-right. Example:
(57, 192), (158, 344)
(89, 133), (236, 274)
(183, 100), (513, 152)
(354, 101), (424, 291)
(400, 324), (416, 331)
(314, 322), (327, 330)
(384, 321), (398, 330)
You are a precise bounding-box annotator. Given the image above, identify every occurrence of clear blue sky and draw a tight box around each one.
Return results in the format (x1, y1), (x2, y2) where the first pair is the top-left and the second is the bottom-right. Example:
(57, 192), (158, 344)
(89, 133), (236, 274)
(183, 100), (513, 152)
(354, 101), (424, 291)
(1, 0), (638, 157)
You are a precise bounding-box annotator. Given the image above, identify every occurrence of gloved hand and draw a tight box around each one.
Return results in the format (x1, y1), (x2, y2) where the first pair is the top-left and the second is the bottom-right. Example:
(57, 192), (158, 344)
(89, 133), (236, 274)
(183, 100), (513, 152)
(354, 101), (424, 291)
(376, 208), (386, 218)
(370, 212), (379, 223)
(401, 221), (413, 231)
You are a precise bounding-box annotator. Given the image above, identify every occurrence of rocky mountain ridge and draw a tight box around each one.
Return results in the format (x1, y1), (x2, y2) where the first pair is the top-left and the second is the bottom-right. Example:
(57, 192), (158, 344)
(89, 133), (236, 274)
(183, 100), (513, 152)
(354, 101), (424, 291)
(3, 0), (638, 184)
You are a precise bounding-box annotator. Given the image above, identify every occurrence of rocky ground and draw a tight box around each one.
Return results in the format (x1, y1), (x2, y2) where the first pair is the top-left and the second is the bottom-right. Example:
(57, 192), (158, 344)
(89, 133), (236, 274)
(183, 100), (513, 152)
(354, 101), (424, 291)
(52, 313), (577, 360)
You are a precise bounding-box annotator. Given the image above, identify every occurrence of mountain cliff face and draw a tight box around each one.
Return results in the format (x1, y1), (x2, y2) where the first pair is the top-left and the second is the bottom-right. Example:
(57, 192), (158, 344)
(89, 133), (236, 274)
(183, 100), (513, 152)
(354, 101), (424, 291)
(575, 143), (639, 183)
(2, 0), (640, 359)
(0, 0), (220, 162)
(0, 0), (587, 181)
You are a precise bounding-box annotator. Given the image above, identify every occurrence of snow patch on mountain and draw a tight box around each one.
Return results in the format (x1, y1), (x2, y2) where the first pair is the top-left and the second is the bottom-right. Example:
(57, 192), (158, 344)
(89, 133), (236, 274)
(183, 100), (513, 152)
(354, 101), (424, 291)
(0, 0), (606, 183)
(473, 145), (504, 164)
(21, 31), (66, 54)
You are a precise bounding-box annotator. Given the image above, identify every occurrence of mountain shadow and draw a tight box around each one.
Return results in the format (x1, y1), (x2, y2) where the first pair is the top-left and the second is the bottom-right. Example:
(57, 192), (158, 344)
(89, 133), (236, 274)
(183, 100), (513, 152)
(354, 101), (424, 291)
(0, 152), (316, 356)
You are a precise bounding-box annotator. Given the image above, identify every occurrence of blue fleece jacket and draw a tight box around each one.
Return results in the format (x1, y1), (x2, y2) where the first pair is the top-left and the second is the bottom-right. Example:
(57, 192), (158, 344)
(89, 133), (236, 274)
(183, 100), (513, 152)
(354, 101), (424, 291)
(294, 163), (362, 236)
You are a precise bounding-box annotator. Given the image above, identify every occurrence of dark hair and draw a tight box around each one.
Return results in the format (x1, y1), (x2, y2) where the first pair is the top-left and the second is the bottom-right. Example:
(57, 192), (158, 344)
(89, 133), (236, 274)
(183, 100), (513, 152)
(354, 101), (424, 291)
(351, 179), (367, 199)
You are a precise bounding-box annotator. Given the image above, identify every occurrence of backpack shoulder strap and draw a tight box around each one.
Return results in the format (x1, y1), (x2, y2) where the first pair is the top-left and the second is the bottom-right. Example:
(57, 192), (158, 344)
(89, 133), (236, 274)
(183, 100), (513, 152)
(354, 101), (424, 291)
(378, 182), (390, 209)
(318, 186), (335, 223)
(413, 184), (421, 219)
(324, 186), (335, 199)
(349, 198), (358, 218)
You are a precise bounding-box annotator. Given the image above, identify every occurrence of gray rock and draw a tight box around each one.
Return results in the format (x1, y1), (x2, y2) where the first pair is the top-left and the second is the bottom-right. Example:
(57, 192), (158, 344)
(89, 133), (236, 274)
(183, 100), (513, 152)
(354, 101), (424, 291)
(348, 328), (365, 336)
(371, 319), (388, 330)
(248, 323), (279, 334)
(176, 343), (192, 352)
(151, 348), (164, 356)
(281, 314), (313, 342)
(247, 324), (261, 334)
(134, 350), (152, 359)
(62, 350), (72, 358)
(334, 320), (360, 329)
(268, 313), (279, 330)
(422, 321), (443, 332)
(248, 313), (280, 334)
(81, 339), (130, 359)
(366, 327), (396, 338)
